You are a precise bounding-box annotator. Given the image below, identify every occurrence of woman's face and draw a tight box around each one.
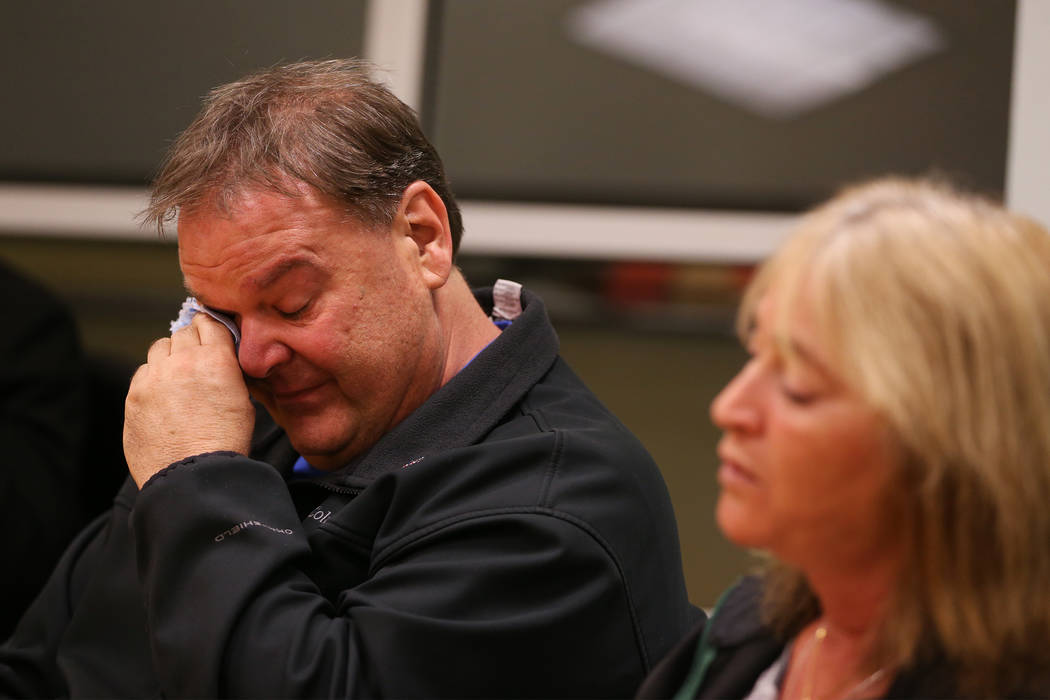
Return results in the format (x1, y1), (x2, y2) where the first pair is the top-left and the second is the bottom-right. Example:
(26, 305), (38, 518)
(711, 289), (901, 570)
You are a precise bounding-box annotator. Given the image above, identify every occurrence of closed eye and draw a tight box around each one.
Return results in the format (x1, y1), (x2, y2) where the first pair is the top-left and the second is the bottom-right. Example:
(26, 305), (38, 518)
(277, 302), (310, 320)
(781, 384), (817, 405)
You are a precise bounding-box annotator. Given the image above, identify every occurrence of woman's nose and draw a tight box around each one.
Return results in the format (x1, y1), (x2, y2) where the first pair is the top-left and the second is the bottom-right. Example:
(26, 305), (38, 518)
(710, 360), (764, 434)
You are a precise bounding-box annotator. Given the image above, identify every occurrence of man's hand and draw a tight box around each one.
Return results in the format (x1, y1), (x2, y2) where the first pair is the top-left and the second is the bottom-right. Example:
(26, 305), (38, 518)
(124, 313), (254, 488)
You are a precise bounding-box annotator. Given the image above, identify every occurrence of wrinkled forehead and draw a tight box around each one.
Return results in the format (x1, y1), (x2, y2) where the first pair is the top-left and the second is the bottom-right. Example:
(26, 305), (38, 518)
(179, 176), (311, 221)
(175, 187), (307, 269)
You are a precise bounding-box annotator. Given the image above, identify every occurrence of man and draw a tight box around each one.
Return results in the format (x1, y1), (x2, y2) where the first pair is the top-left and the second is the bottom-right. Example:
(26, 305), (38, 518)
(0, 59), (696, 698)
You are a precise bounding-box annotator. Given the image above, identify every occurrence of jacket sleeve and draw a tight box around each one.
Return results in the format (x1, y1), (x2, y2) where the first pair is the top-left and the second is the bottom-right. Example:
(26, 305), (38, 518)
(132, 453), (647, 698)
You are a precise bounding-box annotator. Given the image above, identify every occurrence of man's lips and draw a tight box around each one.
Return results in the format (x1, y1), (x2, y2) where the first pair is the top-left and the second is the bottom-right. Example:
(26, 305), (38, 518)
(265, 380), (330, 403)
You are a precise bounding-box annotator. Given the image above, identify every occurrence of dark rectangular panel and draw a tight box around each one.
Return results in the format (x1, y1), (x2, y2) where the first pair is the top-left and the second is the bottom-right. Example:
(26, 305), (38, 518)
(427, 0), (1014, 211)
(1, 1), (367, 183)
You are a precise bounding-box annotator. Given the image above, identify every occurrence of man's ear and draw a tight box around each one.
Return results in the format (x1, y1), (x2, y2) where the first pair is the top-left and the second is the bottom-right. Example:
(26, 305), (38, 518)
(399, 180), (453, 289)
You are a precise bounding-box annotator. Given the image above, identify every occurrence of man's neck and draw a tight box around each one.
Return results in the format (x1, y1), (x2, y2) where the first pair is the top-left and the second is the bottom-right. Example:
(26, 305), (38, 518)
(435, 271), (503, 386)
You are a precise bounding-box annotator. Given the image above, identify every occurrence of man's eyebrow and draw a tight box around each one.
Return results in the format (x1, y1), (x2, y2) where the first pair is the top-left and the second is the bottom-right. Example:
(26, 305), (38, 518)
(182, 283), (208, 306)
(181, 256), (318, 314)
(180, 285), (235, 317)
(249, 257), (316, 290)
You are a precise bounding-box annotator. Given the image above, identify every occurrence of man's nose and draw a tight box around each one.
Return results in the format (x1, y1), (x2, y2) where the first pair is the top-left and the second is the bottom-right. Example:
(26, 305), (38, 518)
(237, 318), (292, 378)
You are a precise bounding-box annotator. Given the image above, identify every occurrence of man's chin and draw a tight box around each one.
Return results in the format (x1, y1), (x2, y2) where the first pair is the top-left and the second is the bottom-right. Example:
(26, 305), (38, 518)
(253, 398), (370, 470)
(284, 426), (361, 472)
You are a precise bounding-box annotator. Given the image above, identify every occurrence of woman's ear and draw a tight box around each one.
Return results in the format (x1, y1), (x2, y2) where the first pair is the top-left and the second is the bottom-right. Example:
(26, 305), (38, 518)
(398, 180), (454, 289)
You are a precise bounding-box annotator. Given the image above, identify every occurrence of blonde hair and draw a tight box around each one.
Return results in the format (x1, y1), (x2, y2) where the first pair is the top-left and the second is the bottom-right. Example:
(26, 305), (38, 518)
(743, 177), (1050, 696)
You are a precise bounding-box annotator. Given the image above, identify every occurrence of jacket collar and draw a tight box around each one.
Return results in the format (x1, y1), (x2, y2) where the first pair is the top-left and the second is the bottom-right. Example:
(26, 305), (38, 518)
(706, 575), (769, 647)
(635, 577), (777, 700)
(306, 285), (559, 484)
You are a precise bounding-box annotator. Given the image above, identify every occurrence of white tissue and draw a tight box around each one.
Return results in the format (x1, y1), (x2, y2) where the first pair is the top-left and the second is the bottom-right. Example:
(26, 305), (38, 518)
(170, 296), (241, 345)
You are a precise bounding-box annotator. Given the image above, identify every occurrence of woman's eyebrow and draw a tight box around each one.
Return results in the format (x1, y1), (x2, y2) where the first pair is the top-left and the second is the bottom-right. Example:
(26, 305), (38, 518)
(781, 333), (834, 380)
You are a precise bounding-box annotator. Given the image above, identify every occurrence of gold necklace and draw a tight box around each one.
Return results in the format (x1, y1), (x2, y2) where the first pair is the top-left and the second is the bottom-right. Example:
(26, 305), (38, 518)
(798, 624), (889, 700)
(800, 625), (826, 700)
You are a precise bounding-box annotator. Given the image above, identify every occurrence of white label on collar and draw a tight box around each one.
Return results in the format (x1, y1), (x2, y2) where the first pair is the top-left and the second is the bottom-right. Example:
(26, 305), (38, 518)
(492, 279), (523, 321)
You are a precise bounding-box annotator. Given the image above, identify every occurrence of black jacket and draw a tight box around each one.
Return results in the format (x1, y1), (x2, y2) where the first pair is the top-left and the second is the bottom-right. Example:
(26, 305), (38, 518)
(0, 286), (698, 698)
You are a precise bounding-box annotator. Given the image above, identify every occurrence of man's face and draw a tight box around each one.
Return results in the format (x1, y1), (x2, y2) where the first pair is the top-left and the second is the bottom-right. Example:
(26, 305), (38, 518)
(177, 186), (446, 470)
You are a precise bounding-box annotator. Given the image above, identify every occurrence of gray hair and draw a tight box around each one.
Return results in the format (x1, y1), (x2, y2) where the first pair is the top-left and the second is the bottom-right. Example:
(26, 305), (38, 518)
(143, 58), (463, 253)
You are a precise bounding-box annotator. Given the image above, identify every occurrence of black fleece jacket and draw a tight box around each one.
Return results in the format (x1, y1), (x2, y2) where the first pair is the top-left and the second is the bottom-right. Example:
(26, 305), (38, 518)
(0, 285), (698, 699)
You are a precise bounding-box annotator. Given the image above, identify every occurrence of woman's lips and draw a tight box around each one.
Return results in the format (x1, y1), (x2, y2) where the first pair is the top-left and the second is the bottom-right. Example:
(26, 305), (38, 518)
(717, 449), (759, 489)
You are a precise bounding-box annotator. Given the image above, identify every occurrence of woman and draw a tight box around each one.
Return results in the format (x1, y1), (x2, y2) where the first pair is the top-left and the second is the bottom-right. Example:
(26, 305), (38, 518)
(639, 178), (1050, 699)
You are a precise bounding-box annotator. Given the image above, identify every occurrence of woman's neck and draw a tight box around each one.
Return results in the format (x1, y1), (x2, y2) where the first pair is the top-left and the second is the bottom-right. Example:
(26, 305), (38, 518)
(808, 557), (898, 636)
(794, 522), (905, 634)
(779, 549), (903, 700)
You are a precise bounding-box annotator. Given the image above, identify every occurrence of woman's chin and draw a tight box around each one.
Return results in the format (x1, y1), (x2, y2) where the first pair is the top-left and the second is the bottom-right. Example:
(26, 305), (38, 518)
(715, 494), (767, 550)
